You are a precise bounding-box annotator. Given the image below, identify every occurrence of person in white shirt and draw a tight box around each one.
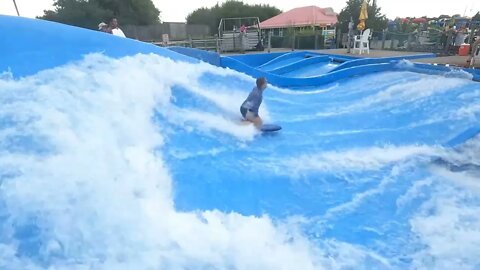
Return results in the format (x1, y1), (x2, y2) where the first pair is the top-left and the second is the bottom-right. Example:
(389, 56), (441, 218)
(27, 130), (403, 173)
(109, 17), (126, 38)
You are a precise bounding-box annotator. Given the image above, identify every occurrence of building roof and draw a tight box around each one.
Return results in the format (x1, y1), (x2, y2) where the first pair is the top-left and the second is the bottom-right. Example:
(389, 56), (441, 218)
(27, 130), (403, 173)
(259, 6), (338, 29)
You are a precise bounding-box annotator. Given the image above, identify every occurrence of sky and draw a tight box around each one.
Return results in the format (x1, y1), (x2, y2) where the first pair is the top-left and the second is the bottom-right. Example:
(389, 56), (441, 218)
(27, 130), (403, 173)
(1, 0), (479, 22)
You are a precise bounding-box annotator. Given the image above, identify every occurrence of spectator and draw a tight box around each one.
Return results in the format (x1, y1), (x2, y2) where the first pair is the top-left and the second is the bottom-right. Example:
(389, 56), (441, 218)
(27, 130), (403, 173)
(238, 24), (247, 53)
(454, 26), (467, 46)
(109, 17), (126, 38)
(440, 29), (447, 49)
(239, 24), (247, 33)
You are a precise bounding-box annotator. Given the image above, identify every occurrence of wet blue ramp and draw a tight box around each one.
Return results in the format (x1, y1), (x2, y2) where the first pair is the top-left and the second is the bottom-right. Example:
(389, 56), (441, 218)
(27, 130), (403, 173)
(0, 15), (193, 77)
(444, 126), (480, 147)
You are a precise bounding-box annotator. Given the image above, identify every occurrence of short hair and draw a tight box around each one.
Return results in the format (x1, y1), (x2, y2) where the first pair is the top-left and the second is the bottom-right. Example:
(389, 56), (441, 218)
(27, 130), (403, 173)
(256, 77), (266, 88)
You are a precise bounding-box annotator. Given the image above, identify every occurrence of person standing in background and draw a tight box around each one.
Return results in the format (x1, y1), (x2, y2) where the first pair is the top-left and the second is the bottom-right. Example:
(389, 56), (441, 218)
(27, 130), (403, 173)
(455, 26), (468, 46)
(239, 24), (247, 53)
(109, 17), (126, 38)
(239, 24), (246, 34)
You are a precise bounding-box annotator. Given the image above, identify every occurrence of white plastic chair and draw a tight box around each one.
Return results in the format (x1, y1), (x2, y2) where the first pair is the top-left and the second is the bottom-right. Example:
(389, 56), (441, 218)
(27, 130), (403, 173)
(353, 29), (371, 55)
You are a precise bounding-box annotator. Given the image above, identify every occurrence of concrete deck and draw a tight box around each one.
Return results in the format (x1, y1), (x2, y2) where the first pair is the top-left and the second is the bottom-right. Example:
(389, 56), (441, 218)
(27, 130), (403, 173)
(414, 56), (473, 67)
(319, 49), (478, 68)
(315, 49), (479, 68)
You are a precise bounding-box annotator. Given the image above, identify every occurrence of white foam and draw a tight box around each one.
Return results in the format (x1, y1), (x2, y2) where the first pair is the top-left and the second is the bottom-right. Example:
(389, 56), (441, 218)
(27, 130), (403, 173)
(458, 89), (480, 100)
(168, 147), (227, 160)
(321, 166), (400, 221)
(281, 145), (440, 174)
(405, 138), (480, 269)
(349, 76), (469, 111)
(431, 137), (480, 192)
(396, 177), (434, 210)
(395, 60), (416, 69)
(410, 183), (480, 270)
(165, 107), (258, 139)
(455, 103), (480, 120)
(308, 75), (470, 118)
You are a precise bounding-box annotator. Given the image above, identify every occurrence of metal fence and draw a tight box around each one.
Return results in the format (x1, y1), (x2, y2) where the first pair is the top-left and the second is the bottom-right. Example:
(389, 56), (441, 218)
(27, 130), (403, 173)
(156, 38), (219, 51)
(370, 30), (445, 53)
(122, 23), (210, 42)
(269, 35), (326, 50)
(154, 30), (333, 53)
(339, 27), (480, 55)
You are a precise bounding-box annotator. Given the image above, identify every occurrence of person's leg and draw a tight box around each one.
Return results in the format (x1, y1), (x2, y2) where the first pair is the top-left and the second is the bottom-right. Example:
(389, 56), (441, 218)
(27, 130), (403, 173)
(252, 116), (263, 129)
(245, 111), (263, 129)
(246, 111), (263, 129)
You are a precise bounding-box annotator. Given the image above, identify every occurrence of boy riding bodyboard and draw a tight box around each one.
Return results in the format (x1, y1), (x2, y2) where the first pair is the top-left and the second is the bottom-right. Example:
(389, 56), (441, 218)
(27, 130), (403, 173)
(240, 77), (268, 129)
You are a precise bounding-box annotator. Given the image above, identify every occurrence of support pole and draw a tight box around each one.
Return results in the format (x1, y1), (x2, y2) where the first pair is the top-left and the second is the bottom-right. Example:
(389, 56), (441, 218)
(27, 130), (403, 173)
(13, 0), (20, 16)
(267, 31), (271, 53)
(381, 29), (386, 50)
(291, 28), (296, 51)
(347, 18), (353, 53)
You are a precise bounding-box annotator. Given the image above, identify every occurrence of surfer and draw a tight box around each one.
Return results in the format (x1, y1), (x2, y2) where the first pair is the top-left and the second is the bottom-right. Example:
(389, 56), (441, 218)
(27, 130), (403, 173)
(240, 77), (268, 129)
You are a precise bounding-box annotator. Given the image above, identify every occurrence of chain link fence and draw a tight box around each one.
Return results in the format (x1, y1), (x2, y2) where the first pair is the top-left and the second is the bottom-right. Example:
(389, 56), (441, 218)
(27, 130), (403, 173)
(267, 30), (336, 51)
(339, 25), (480, 55)
(122, 23), (210, 42)
(269, 35), (326, 50)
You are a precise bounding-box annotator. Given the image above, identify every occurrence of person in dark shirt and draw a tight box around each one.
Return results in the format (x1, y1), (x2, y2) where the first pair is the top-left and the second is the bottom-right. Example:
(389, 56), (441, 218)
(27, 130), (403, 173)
(240, 77), (268, 128)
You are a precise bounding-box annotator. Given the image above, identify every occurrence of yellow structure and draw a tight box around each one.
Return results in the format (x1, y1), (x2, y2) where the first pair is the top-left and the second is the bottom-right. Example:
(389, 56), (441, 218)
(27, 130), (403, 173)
(357, 0), (368, 31)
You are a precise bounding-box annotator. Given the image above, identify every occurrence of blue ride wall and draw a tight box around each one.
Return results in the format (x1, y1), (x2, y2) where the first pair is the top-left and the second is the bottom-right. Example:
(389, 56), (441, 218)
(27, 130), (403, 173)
(0, 15), (195, 78)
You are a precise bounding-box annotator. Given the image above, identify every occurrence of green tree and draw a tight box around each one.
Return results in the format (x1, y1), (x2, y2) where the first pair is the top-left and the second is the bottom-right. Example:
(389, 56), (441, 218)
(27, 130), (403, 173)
(185, 6), (216, 30)
(39, 0), (160, 29)
(337, 0), (387, 33)
(94, 0), (160, 25)
(186, 0), (281, 34)
(473, 12), (480, 21)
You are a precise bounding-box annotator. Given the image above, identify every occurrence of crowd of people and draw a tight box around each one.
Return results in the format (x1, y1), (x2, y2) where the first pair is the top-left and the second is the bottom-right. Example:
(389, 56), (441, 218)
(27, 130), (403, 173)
(437, 25), (480, 67)
(439, 25), (474, 48)
(98, 17), (125, 38)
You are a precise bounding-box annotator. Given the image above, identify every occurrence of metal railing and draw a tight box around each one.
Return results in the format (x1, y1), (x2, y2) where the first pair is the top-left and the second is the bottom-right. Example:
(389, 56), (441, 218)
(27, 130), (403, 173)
(154, 38), (219, 51)
(153, 34), (264, 53)
(339, 27), (480, 55)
